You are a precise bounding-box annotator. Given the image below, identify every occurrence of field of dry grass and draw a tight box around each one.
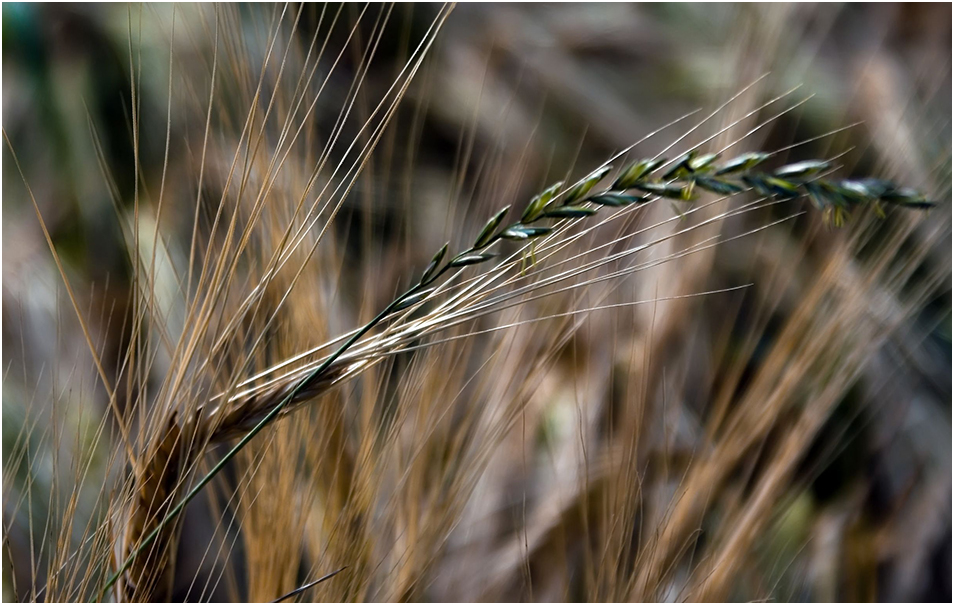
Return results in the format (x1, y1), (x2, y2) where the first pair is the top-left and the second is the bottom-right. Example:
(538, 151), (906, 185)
(2, 3), (951, 602)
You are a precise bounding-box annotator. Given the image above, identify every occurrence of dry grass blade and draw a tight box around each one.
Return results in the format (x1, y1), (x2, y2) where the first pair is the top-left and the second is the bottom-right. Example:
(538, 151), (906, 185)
(2, 3), (948, 603)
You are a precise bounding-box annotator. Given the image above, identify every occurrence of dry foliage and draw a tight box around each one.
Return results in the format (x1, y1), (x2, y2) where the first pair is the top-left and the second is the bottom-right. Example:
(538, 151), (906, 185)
(2, 3), (950, 602)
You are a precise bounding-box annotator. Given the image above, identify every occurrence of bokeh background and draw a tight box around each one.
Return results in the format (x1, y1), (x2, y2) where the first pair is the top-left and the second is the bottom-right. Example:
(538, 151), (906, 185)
(3, 3), (951, 602)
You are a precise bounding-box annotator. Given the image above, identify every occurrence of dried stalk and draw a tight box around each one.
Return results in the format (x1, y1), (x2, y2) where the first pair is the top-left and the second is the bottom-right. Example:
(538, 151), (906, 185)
(108, 145), (933, 600)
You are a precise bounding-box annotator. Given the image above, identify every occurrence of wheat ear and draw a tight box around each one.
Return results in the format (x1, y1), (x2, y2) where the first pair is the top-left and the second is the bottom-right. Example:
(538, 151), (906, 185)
(106, 142), (934, 600)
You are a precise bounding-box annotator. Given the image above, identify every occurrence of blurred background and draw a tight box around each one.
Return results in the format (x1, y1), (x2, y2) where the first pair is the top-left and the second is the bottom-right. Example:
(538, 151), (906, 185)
(3, 3), (951, 602)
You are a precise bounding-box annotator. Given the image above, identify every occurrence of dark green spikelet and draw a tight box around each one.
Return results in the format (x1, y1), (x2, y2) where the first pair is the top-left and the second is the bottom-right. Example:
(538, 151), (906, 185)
(898, 199), (935, 209)
(807, 181), (855, 210)
(501, 226), (553, 240)
(688, 153), (721, 173)
(634, 181), (689, 199)
(564, 166), (612, 204)
(763, 176), (801, 198)
(614, 158), (666, 189)
(393, 287), (435, 312)
(543, 205), (598, 219)
(693, 176), (743, 196)
(662, 152), (695, 180)
(715, 151), (769, 175)
(741, 174), (773, 197)
(801, 178), (919, 226)
(806, 180), (869, 209)
(880, 187), (935, 208)
(849, 178), (893, 199)
(522, 181), (563, 223)
(420, 242), (449, 284)
(588, 192), (648, 207)
(773, 160), (830, 179)
(449, 252), (497, 268)
(804, 181), (831, 211)
(832, 180), (874, 204)
(742, 174), (800, 199)
(856, 180), (936, 208)
(474, 205), (510, 249)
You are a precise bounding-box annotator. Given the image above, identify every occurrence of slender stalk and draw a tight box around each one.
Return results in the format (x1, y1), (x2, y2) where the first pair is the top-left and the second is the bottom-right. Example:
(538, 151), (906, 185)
(99, 294), (410, 600)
